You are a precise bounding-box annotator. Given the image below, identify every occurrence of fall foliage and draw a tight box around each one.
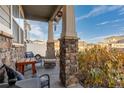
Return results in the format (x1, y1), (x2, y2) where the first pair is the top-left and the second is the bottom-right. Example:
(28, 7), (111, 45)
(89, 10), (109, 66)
(78, 45), (124, 87)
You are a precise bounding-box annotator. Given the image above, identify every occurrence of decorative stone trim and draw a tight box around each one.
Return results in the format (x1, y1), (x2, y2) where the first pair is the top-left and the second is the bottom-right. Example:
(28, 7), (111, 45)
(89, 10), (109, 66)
(0, 34), (12, 49)
(60, 36), (79, 40)
(44, 59), (56, 61)
(12, 43), (25, 48)
(0, 31), (13, 39)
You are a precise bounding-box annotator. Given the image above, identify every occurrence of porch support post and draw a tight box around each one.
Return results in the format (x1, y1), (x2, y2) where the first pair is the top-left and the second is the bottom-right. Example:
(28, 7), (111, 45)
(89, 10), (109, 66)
(59, 5), (79, 87)
(46, 20), (55, 59)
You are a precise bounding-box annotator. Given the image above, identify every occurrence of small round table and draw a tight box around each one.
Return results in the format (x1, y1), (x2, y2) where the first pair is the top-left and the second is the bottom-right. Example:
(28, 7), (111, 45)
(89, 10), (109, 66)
(15, 78), (41, 88)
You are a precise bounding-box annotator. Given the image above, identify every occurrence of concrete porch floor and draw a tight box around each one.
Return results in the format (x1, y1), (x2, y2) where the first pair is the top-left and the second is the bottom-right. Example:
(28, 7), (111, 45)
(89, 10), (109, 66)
(24, 60), (82, 88)
(24, 61), (63, 88)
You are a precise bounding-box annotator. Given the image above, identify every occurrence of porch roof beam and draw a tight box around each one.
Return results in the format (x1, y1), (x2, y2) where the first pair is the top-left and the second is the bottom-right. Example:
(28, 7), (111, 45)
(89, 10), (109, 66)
(25, 15), (49, 22)
(22, 5), (62, 22)
(49, 5), (63, 21)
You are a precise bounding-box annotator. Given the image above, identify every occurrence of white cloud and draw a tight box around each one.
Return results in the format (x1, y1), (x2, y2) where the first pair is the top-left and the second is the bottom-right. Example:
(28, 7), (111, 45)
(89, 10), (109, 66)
(30, 29), (43, 37)
(119, 27), (124, 31)
(107, 6), (123, 11)
(76, 5), (123, 21)
(119, 7), (124, 15)
(96, 21), (109, 26)
(119, 12), (124, 15)
(88, 32), (124, 43)
(29, 28), (46, 41)
(112, 18), (124, 23)
(28, 19), (62, 41)
(96, 18), (124, 26)
(28, 20), (48, 41)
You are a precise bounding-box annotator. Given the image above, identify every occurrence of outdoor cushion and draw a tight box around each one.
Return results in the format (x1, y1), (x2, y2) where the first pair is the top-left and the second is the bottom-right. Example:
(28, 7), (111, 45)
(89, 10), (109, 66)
(25, 52), (34, 58)
(0, 61), (8, 83)
(15, 71), (25, 80)
(40, 77), (49, 88)
(39, 74), (50, 88)
(41, 80), (49, 88)
(5, 65), (17, 80)
(0, 65), (5, 83)
(4, 65), (25, 81)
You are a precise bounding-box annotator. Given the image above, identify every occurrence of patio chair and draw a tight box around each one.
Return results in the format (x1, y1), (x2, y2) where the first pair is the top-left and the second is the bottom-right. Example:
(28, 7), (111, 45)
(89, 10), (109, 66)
(25, 52), (42, 63)
(0, 64), (50, 88)
(24, 52), (43, 70)
(35, 54), (43, 63)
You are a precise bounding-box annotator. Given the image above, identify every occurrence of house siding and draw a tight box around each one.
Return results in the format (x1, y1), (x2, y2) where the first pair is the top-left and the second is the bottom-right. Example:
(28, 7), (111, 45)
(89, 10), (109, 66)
(0, 5), (26, 69)
(0, 6), (11, 28)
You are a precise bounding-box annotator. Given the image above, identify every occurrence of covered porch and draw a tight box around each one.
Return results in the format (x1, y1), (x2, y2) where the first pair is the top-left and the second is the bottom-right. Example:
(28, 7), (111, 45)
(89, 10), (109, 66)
(21, 5), (81, 88)
(0, 5), (81, 88)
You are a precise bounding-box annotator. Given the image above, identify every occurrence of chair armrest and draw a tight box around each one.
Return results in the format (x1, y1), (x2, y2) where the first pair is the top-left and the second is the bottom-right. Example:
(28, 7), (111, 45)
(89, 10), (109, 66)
(39, 74), (50, 80)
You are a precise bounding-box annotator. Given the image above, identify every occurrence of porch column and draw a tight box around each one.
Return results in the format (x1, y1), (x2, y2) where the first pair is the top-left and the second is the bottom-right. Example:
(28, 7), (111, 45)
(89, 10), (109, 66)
(59, 5), (79, 87)
(46, 20), (55, 59)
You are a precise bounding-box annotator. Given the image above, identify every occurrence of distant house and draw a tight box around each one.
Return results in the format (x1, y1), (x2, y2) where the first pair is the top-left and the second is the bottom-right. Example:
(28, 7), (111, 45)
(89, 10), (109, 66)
(104, 36), (124, 50)
(78, 40), (87, 51)
(104, 35), (124, 44)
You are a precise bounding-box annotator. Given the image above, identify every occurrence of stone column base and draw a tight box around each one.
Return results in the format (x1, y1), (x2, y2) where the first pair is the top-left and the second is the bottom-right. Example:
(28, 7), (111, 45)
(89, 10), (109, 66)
(46, 42), (55, 59)
(45, 42), (56, 68)
(44, 59), (56, 68)
(59, 37), (79, 87)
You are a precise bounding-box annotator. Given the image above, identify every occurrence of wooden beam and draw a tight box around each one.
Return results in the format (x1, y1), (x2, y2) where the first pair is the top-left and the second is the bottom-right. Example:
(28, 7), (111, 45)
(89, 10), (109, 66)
(19, 5), (25, 18)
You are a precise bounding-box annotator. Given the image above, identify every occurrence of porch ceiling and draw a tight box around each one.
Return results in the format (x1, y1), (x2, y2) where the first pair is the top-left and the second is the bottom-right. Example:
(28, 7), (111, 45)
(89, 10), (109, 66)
(22, 5), (62, 22)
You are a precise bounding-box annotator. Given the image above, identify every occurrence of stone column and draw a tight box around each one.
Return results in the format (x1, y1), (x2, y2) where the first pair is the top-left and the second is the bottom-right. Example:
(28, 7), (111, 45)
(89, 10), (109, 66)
(59, 5), (79, 87)
(46, 20), (55, 59)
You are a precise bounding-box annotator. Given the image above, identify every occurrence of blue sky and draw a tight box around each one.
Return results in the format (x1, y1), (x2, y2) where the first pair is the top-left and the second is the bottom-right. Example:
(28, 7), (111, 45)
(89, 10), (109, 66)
(29, 5), (124, 43)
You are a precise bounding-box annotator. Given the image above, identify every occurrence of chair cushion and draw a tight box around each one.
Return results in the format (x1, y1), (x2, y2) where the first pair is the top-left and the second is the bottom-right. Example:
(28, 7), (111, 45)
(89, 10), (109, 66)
(41, 80), (49, 88)
(40, 77), (49, 87)
(25, 52), (34, 58)
(15, 71), (25, 80)
(0, 67), (5, 83)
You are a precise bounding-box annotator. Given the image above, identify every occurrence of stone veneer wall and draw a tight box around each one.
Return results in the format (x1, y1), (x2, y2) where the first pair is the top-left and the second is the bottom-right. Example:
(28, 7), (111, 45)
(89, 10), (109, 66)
(0, 35), (26, 69)
(59, 38), (79, 87)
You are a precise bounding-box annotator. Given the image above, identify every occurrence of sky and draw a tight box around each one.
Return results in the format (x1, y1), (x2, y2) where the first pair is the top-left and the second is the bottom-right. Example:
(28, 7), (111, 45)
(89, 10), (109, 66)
(28, 5), (124, 43)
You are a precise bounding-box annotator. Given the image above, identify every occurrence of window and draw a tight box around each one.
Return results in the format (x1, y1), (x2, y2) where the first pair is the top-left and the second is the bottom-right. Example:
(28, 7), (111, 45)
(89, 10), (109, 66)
(19, 13), (24, 31)
(12, 5), (25, 44)
(20, 28), (24, 44)
(12, 5), (19, 18)
(13, 19), (19, 43)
